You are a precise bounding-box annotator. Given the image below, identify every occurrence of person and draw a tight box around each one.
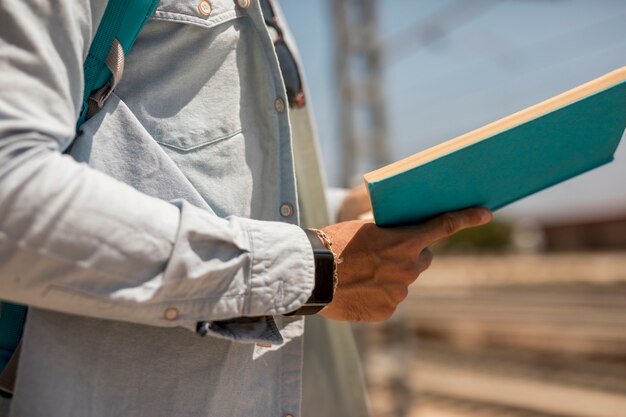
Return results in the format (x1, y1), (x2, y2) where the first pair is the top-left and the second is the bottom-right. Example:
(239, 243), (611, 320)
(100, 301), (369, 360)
(0, 0), (491, 416)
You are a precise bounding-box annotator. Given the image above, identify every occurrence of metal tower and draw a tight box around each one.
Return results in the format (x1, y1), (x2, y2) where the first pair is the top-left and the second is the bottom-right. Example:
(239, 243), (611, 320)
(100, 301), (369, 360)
(332, 0), (391, 187)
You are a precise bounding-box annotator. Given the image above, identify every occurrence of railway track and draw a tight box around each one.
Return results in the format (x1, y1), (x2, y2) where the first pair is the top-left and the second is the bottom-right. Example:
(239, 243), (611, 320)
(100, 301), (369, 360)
(402, 283), (626, 358)
(365, 341), (626, 417)
(410, 393), (580, 417)
(358, 252), (626, 417)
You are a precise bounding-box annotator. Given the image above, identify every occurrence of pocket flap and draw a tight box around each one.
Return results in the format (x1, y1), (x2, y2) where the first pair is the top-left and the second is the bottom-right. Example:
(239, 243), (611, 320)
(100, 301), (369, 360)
(153, 0), (245, 30)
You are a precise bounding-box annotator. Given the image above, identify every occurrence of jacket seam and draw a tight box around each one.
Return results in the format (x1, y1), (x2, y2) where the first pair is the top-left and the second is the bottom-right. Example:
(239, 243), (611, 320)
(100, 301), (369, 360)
(151, 10), (243, 30)
(48, 283), (247, 305)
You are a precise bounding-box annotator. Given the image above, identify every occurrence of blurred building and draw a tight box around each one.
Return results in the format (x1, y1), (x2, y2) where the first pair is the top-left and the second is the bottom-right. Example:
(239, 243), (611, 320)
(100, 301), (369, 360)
(541, 213), (626, 251)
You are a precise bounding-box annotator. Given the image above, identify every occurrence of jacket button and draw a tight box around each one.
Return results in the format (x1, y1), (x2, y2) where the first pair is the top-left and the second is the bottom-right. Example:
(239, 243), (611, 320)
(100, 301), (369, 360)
(236, 0), (250, 8)
(198, 0), (212, 16)
(274, 97), (285, 113)
(163, 307), (179, 321)
(280, 202), (294, 218)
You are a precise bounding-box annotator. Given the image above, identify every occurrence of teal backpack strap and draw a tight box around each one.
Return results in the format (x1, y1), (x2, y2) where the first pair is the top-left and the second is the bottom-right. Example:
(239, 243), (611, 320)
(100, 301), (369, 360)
(77, 0), (160, 128)
(0, 302), (27, 397)
(0, 0), (160, 398)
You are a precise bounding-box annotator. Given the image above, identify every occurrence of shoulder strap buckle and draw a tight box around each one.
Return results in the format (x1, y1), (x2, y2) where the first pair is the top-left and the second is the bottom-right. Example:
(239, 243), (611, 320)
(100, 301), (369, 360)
(85, 38), (125, 120)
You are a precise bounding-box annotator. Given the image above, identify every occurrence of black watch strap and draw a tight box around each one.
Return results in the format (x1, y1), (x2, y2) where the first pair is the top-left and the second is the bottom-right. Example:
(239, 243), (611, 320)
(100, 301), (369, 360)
(285, 229), (335, 316)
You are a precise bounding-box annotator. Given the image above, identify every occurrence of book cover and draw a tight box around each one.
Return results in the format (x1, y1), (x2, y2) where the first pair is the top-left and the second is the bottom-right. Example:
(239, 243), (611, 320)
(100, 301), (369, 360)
(365, 68), (626, 227)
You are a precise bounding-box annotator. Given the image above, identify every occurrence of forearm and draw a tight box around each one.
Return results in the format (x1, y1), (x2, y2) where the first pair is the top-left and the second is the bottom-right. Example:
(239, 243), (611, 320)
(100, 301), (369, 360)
(0, 138), (314, 329)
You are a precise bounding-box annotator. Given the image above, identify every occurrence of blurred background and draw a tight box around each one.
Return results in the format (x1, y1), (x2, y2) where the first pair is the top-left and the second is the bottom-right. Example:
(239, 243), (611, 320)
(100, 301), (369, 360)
(282, 1), (626, 416)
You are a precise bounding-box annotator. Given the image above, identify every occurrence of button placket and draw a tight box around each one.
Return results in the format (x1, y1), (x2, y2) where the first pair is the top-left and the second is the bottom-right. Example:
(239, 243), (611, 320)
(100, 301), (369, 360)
(279, 202), (294, 218)
(274, 97), (285, 113)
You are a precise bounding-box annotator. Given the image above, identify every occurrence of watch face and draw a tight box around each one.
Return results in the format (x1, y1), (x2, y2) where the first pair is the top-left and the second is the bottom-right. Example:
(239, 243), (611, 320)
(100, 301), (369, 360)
(312, 251), (335, 304)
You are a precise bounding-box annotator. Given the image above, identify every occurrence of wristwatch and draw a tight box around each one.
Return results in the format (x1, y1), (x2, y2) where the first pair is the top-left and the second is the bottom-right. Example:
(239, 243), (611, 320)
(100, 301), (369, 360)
(285, 229), (335, 316)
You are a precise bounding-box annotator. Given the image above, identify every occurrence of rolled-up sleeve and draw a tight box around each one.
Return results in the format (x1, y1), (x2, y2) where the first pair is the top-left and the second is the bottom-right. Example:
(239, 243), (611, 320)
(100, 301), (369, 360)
(0, 0), (314, 341)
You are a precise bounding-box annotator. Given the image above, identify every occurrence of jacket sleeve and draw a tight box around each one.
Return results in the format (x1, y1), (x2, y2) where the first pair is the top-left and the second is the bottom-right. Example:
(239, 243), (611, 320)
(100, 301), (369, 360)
(0, 0), (314, 342)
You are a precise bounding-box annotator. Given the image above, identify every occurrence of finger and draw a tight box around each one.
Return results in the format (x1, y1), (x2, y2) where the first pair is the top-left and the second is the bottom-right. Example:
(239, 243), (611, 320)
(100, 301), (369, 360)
(418, 207), (492, 244)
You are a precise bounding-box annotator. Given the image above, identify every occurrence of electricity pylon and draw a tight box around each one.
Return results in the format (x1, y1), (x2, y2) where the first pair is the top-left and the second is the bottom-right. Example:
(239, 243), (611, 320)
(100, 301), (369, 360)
(332, 0), (391, 187)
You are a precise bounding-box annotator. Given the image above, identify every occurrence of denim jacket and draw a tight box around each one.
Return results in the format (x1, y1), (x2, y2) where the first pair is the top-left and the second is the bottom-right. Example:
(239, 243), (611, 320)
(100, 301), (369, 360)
(0, 0), (369, 416)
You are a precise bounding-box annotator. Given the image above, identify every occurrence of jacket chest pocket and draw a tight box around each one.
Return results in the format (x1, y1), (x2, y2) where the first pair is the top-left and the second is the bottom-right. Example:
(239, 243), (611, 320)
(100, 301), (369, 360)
(114, 0), (257, 152)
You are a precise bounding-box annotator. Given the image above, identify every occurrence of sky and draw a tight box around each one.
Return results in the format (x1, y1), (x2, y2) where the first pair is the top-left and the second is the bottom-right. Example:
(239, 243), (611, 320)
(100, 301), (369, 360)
(280, 0), (626, 223)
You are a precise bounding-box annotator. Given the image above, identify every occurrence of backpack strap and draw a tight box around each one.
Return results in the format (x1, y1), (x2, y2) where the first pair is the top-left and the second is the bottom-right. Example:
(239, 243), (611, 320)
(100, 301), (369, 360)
(77, 0), (160, 128)
(0, 0), (160, 398)
(0, 302), (27, 397)
(0, 339), (21, 397)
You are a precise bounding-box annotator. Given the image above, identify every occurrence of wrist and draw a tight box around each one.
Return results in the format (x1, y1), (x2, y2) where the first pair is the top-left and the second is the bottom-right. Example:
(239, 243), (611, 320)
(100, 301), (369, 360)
(308, 228), (340, 294)
(285, 228), (338, 316)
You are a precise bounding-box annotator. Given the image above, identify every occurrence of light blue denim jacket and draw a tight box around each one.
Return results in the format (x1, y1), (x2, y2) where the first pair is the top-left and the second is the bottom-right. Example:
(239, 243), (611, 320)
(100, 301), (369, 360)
(0, 0), (369, 416)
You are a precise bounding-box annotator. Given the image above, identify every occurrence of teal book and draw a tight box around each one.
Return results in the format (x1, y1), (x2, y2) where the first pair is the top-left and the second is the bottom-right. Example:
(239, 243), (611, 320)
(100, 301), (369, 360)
(365, 67), (626, 227)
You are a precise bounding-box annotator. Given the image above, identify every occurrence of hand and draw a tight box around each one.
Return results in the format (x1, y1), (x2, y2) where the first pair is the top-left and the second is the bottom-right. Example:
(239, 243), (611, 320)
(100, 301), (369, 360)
(319, 207), (492, 322)
(337, 185), (372, 222)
